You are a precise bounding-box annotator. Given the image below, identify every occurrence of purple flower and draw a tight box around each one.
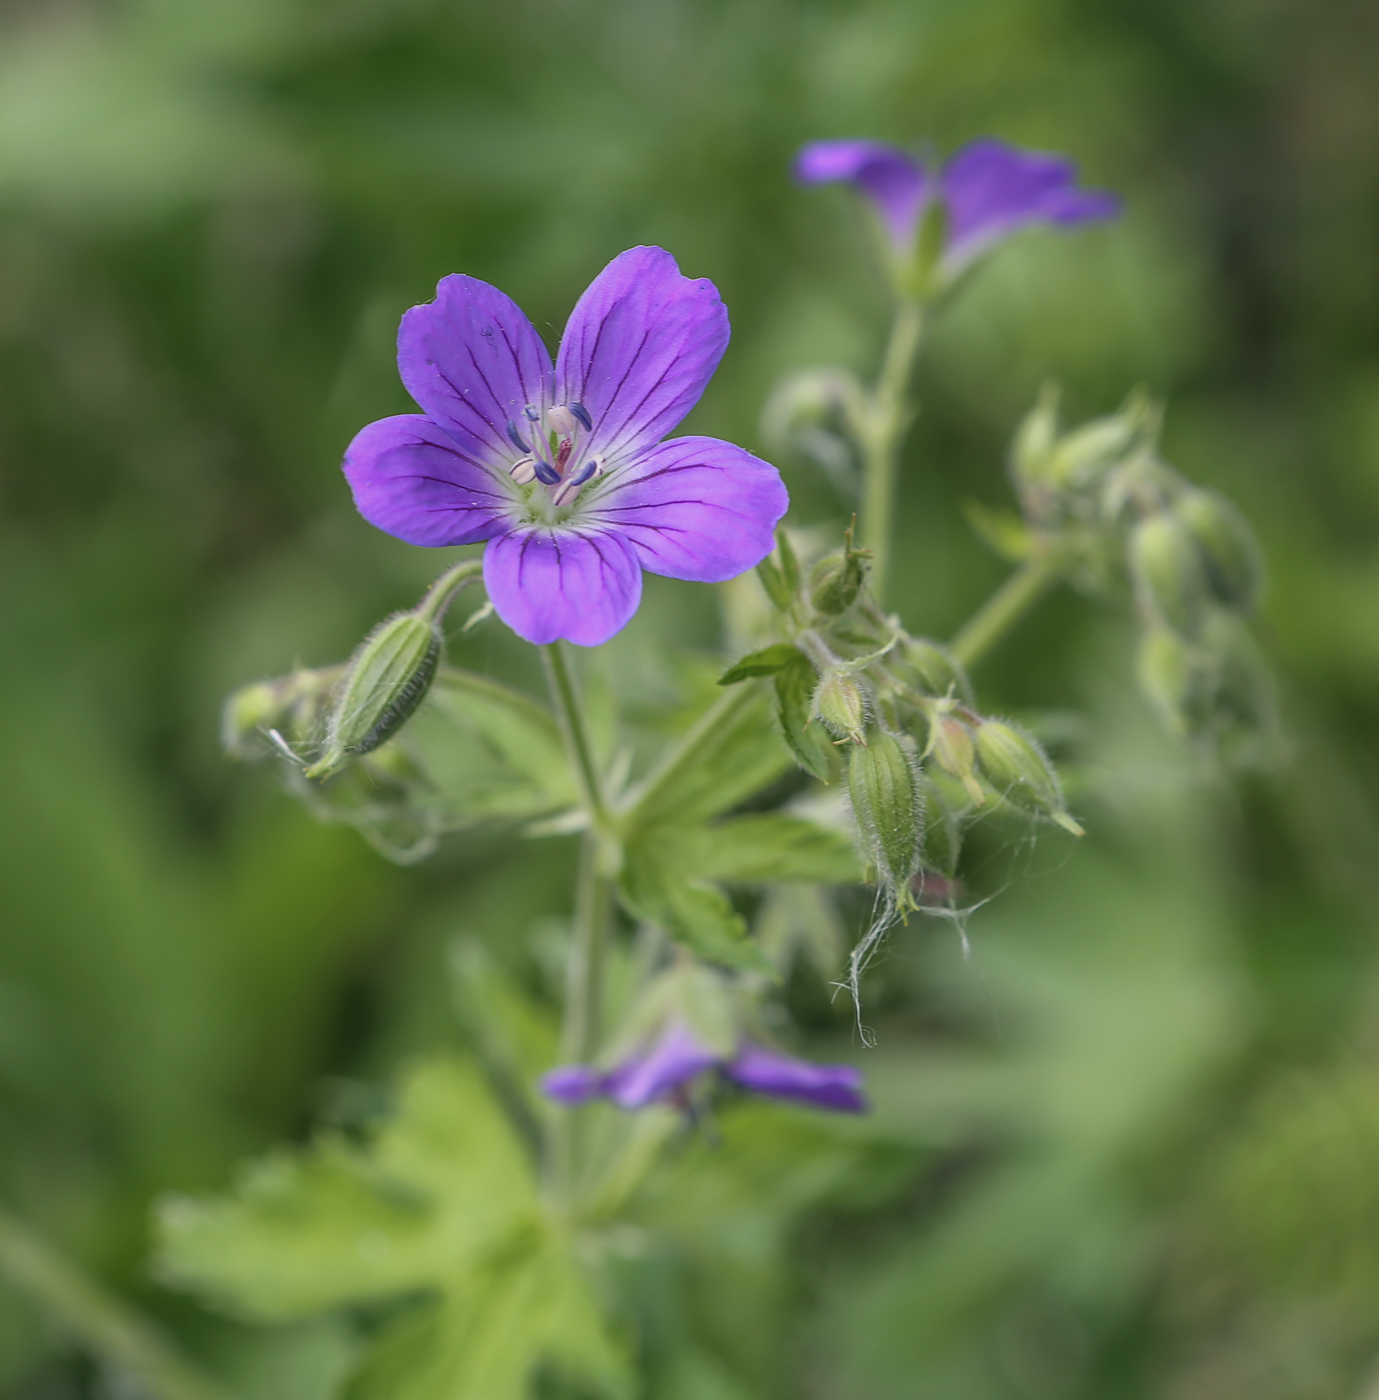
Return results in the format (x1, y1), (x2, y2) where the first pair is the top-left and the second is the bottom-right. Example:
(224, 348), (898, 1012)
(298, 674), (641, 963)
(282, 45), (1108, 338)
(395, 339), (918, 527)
(795, 136), (1120, 278)
(541, 1020), (866, 1114)
(342, 247), (789, 648)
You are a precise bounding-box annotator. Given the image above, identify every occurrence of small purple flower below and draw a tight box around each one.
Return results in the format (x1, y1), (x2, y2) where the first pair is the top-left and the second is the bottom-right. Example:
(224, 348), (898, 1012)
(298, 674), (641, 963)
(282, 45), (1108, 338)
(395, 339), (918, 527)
(795, 136), (1120, 278)
(342, 247), (789, 648)
(542, 1019), (866, 1114)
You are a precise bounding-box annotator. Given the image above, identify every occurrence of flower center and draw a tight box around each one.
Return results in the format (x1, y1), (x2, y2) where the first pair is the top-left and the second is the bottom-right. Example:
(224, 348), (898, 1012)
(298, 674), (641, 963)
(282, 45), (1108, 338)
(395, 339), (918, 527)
(505, 402), (605, 507)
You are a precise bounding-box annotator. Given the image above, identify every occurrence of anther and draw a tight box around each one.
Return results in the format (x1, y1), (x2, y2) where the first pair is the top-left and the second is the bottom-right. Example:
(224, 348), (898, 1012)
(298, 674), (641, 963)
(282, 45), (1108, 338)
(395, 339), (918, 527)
(552, 476), (584, 507)
(569, 453), (604, 487)
(547, 405), (578, 436)
(523, 404), (541, 422)
(509, 457), (538, 485)
(505, 419), (531, 453)
(533, 460), (562, 486)
(569, 402), (593, 432)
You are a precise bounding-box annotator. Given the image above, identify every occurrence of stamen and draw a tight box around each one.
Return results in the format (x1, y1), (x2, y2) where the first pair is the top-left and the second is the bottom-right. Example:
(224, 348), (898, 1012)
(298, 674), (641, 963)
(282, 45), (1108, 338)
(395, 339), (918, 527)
(568, 453), (604, 487)
(523, 404), (541, 422)
(547, 405), (577, 436)
(569, 402), (593, 432)
(509, 457), (538, 485)
(552, 475), (584, 507)
(533, 460), (562, 486)
(505, 419), (531, 453)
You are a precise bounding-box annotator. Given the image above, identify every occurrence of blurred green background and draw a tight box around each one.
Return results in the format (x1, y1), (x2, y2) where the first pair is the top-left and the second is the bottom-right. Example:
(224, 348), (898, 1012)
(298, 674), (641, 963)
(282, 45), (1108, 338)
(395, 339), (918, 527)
(3, 0), (1379, 1395)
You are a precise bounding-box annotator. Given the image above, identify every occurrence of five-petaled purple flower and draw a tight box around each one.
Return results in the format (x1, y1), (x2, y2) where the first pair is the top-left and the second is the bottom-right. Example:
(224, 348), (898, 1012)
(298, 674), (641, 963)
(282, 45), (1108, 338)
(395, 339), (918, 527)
(795, 136), (1120, 279)
(542, 1020), (866, 1114)
(343, 247), (789, 648)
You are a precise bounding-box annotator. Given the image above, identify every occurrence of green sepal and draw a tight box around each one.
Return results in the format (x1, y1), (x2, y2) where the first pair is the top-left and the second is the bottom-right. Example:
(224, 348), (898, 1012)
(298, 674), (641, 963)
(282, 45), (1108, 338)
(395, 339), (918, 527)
(775, 656), (835, 782)
(718, 643), (808, 685)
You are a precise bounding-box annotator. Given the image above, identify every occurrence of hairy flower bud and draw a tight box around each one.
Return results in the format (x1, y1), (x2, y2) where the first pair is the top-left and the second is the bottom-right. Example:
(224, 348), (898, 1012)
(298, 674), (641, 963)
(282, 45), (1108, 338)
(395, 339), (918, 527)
(1174, 488), (1263, 613)
(305, 613), (442, 780)
(221, 666), (339, 762)
(1129, 511), (1210, 638)
(812, 672), (867, 745)
(973, 719), (1083, 836)
(1136, 625), (1216, 739)
(848, 732), (922, 898)
(809, 547), (866, 615)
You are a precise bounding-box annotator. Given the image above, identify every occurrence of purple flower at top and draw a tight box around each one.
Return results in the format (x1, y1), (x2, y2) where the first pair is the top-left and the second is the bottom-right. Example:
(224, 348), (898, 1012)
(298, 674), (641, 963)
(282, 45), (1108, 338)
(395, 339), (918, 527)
(542, 1019), (866, 1114)
(795, 137), (1121, 278)
(343, 247), (789, 648)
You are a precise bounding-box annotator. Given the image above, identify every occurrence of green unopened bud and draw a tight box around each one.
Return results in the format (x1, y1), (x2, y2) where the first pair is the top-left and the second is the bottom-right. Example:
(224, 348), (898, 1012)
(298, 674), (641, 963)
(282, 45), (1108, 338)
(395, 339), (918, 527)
(812, 672), (867, 744)
(896, 639), (973, 704)
(915, 772), (962, 876)
(810, 547), (867, 615)
(1137, 625), (1217, 739)
(305, 613), (442, 780)
(921, 704), (985, 807)
(848, 732), (922, 898)
(221, 666), (340, 761)
(1010, 383), (1061, 487)
(1175, 488), (1263, 613)
(973, 719), (1083, 836)
(1130, 511), (1210, 637)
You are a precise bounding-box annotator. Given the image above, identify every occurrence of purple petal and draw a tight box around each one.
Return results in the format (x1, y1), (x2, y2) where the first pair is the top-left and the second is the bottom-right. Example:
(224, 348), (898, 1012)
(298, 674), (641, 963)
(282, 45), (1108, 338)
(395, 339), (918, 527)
(726, 1042), (867, 1113)
(342, 414), (516, 547)
(605, 1021), (720, 1110)
(554, 247), (730, 465)
(795, 140), (929, 249)
(940, 137), (1121, 272)
(397, 274), (554, 462)
(587, 436), (788, 583)
(540, 1065), (606, 1105)
(482, 526), (643, 647)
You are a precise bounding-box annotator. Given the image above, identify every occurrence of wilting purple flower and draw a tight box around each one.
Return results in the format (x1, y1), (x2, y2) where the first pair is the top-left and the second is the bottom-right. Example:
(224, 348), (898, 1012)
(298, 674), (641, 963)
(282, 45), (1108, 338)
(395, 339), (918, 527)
(541, 1019), (866, 1113)
(343, 247), (789, 647)
(795, 137), (1120, 278)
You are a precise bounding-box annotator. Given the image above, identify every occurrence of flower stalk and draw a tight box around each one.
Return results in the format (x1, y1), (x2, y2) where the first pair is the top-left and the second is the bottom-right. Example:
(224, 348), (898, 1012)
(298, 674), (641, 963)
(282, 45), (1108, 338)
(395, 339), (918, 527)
(948, 548), (1066, 671)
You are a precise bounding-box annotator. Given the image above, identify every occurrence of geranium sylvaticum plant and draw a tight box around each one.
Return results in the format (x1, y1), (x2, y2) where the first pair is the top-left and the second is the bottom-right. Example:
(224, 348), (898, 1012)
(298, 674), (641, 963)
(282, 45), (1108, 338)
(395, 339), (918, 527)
(154, 134), (1276, 1400)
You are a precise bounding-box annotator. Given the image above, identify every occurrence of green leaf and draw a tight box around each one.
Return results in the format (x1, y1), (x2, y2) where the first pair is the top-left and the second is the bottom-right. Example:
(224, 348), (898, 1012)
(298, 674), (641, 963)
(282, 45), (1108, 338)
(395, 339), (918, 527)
(961, 499), (1031, 562)
(155, 1058), (536, 1321)
(718, 644), (807, 685)
(620, 837), (776, 976)
(775, 657), (835, 782)
(681, 815), (863, 886)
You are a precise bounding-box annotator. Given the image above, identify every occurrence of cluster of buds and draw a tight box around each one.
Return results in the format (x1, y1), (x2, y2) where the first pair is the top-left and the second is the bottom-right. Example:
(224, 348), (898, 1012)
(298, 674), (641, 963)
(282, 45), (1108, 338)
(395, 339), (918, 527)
(742, 531), (1085, 917)
(1009, 388), (1278, 762)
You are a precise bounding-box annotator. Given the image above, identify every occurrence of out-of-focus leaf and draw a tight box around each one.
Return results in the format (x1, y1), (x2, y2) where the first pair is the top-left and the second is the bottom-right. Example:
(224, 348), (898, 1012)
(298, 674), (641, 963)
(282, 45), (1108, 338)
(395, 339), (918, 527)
(961, 499), (1032, 562)
(620, 837), (775, 976)
(155, 1059), (535, 1320)
(718, 645), (807, 685)
(680, 815), (862, 886)
(774, 657), (835, 782)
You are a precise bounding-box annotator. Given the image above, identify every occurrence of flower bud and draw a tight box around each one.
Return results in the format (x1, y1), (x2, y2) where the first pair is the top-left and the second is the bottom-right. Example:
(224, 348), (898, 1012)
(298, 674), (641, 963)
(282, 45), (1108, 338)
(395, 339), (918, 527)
(305, 613), (442, 780)
(1174, 488), (1263, 613)
(1136, 624), (1216, 739)
(921, 704), (985, 807)
(809, 547), (866, 615)
(812, 672), (866, 745)
(973, 719), (1083, 836)
(847, 732), (922, 899)
(915, 772), (962, 876)
(896, 639), (973, 704)
(1009, 383), (1061, 488)
(221, 666), (339, 762)
(1129, 511), (1210, 638)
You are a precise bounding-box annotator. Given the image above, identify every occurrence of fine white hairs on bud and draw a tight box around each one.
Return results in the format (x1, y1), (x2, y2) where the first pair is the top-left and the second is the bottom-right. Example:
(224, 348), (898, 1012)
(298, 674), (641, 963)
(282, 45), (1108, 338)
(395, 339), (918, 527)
(812, 672), (867, 745)
(972, 719), (1084, 836)
(847, 732), (922, 900)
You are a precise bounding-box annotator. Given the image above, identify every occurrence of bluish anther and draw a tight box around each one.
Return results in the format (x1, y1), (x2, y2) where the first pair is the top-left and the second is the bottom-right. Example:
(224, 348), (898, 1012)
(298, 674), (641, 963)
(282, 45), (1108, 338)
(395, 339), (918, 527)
(505, 419), (531, 453)
(569, 402), (593, 432)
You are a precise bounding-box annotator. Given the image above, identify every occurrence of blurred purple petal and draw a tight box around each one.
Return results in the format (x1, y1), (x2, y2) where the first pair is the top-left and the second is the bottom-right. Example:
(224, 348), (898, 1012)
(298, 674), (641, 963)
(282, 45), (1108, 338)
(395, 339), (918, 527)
(343, 415), (515, 547)
(940, 137), (1121, 271)
(397, 274), (554, 461)
(606, 1021), (720, 1110)
(554, 247), (730, 464)
(540, 1065), (606, 1105)
(795, 140), (929, 248)
(726, 1042), (867, 1113)
(589, 436), (789, 582)
(482, 526), (642, 647)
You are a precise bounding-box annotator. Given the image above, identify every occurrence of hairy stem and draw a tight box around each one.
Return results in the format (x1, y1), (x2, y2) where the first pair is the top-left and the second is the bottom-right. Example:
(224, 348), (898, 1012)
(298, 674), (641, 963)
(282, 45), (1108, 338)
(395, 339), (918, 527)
(948, 550), (1065, 671)
(0, 1205), (230, 1400)
(858, 298), (924, 605)
(542, 642), (611, 833)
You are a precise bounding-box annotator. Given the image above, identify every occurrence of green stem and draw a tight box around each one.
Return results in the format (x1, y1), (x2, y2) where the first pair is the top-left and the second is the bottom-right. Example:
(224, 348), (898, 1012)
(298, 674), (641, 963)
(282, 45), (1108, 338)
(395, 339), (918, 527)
(948, 551), (1065, 671)
(415, 558), (485, 624)
(561, 834), (614, 1066)
(858, 298), (924, 606)
(0, 1206), (231, 1400)
(541, 642), (611, 834)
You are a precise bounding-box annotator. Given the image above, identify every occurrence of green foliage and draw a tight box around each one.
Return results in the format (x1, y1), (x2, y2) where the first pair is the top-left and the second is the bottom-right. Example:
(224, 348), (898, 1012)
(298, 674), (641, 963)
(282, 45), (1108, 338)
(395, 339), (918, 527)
(157, 1058), (630, 1399)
